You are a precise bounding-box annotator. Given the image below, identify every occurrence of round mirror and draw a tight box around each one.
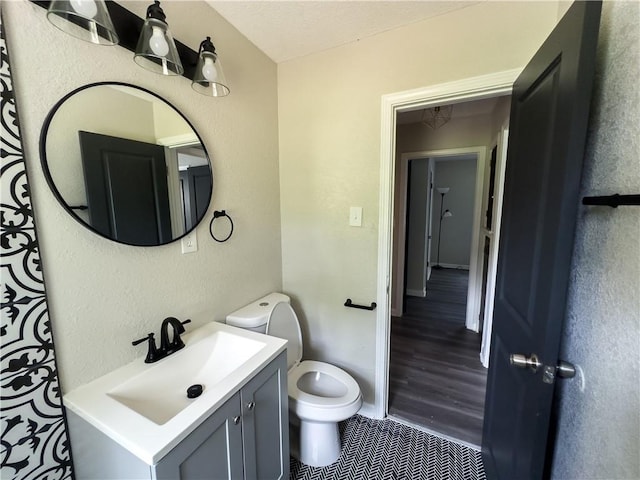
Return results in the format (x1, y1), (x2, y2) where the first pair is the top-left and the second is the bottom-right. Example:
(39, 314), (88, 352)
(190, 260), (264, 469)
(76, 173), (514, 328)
(40, 82), (213, 246)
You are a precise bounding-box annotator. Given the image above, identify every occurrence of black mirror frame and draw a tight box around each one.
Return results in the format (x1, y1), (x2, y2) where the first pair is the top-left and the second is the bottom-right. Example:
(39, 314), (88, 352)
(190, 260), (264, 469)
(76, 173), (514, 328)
(39, 81), (213, 247)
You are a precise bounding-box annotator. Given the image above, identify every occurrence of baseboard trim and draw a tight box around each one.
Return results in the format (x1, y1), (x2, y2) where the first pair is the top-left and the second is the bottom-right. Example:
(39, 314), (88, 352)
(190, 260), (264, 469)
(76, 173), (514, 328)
(357, 402), (379, 419)
(434, 263), (470, 270)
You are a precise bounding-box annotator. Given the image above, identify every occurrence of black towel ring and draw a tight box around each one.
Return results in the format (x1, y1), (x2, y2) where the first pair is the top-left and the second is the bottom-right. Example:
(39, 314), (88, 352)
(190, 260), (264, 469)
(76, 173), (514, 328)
(209, 210), (234, 243)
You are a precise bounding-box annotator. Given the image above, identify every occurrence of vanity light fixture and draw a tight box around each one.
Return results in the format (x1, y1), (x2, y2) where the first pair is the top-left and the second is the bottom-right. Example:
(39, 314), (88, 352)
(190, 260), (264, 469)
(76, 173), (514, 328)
(46, 0), (119, 45)
(134, 1), (183, 76)
(192, 36), (230, 97)
(37, 0), (229, 95)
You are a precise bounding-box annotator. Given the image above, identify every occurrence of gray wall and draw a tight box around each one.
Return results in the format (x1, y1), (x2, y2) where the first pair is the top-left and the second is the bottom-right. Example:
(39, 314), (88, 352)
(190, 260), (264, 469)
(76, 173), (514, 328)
(551, 2), (640, 478)
(431, 158), (477, 268)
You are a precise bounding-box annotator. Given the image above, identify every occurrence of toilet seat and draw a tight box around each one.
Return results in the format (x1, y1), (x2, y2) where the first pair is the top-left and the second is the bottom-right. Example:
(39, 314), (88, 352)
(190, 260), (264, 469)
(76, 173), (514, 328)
(289, 360), (362, 409)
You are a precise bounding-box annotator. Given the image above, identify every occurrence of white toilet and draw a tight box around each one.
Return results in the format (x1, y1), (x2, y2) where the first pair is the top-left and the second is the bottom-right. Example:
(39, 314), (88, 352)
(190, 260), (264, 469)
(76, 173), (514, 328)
(226, 292), (362, 467)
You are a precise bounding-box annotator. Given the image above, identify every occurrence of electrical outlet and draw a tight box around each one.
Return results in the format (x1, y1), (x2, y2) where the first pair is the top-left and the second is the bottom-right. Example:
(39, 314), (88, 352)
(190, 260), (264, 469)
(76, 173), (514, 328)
(181, 231), (198, 254)
(349, 206), (363, 227)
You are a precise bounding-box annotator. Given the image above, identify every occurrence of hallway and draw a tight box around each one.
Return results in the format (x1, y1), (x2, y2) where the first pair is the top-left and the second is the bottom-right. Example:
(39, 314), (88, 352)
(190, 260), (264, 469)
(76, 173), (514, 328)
(389, 268), (487, 446)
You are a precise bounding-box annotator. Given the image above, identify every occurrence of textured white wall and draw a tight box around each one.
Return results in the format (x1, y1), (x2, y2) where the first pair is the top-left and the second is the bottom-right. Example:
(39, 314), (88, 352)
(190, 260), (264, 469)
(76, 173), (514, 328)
(3, 1), (281, 392)
(551, 2), (640, 478)
(278, 1), (561, 408)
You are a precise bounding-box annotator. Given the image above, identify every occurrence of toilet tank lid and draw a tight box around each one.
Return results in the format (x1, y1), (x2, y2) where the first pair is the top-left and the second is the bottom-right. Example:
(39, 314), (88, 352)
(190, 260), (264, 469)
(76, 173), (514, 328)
(226, 292), (290, 328)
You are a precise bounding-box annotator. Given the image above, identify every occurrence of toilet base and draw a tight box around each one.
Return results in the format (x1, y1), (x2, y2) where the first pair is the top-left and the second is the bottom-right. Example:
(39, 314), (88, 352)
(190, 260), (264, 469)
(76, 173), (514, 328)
(298, 419), (341, 467)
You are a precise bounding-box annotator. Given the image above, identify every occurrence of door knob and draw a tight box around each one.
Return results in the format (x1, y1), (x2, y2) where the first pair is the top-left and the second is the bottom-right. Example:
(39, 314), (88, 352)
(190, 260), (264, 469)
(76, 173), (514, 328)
(233, 416), (241, 425)
(511, 353), (577, 384)
(510, 353), (541, 372)
(246, 401), (255, 411)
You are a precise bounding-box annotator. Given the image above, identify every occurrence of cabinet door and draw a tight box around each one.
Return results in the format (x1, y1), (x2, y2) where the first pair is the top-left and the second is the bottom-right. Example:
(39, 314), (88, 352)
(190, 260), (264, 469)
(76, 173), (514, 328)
(241, 352), (289, 480)
(154, 393), (243, 480)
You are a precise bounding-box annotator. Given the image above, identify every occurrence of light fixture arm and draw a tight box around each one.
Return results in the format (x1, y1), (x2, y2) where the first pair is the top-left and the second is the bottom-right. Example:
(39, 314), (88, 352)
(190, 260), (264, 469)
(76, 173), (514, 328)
(145, 0), (166, 23)
(199, 36), (216, 56)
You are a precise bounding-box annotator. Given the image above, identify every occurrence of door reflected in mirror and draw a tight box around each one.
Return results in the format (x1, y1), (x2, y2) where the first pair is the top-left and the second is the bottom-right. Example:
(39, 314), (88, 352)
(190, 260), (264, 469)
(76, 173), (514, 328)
(40, 82), (213, 246)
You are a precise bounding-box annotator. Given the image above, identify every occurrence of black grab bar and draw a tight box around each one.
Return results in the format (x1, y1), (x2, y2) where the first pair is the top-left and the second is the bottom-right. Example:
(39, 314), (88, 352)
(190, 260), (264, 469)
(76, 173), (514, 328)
(344, 299), (377, 311)
(582, 194), (640, 208)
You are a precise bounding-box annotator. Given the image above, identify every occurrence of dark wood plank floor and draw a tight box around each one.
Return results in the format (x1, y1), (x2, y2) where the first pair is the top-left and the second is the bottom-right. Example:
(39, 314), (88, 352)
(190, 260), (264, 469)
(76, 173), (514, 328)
(389, 268), (487, 446)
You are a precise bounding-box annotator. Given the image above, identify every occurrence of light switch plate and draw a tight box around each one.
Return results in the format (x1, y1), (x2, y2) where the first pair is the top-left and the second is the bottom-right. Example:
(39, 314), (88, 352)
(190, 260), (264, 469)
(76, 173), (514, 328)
(349, 206), (363, 227)
(181, 231), (198, 254)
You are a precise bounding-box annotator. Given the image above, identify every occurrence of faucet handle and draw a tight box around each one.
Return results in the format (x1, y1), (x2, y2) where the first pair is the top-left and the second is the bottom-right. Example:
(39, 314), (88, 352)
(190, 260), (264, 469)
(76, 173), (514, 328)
(132, 332), (161, 363)
(132, 333), (153, 346)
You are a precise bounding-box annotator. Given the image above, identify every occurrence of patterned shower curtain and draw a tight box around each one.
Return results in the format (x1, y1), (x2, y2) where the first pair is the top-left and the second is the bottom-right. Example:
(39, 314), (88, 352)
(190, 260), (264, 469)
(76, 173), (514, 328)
(0, 13), (73, 480)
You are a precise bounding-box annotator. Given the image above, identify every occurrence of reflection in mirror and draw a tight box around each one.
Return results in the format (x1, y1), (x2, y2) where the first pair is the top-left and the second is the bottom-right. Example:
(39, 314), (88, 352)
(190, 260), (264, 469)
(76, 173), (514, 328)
(41, 83), (212, 246)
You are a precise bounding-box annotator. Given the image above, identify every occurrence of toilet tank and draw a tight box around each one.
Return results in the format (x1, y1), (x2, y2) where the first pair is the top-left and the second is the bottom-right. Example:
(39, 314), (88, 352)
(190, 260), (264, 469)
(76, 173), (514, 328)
(226, 292), (290, 333)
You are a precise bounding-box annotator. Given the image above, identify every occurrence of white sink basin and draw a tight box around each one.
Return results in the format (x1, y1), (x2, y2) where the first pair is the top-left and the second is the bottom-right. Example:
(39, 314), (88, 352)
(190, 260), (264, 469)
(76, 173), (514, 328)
(64, 321), (286, 464)
(107, 330), (265, 425)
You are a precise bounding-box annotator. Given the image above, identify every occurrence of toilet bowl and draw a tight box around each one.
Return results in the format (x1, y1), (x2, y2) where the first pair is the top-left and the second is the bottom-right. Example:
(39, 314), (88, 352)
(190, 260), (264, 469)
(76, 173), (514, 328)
(226, 293), (362, 467)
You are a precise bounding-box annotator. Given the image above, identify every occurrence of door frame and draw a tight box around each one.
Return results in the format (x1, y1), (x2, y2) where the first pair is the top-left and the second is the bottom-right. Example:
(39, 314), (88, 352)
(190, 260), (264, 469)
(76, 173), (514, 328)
(479, 125), (509, 367)
(375, 68), (521, 418)
(393, 148), (486, 335)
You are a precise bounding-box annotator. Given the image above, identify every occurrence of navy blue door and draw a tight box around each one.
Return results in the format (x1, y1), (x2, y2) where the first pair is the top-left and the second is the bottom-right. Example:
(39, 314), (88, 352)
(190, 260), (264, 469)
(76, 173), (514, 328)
(482, 2), (601, 478)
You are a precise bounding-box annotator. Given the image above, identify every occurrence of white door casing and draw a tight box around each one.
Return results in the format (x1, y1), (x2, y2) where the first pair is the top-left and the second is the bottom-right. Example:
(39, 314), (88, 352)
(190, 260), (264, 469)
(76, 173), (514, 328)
(480, 125), (509, 367)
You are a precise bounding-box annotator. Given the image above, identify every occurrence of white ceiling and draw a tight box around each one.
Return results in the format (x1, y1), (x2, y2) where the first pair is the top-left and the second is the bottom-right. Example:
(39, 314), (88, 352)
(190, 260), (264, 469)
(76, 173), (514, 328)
(207, 1), (482, 63)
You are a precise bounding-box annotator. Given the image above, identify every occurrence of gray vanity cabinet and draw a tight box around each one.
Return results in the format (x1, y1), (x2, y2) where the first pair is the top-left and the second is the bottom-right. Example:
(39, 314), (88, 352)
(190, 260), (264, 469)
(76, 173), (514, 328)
(67, 351), (289, 480)
(239, 352), (289, 480)
(153, 392), (244, 479)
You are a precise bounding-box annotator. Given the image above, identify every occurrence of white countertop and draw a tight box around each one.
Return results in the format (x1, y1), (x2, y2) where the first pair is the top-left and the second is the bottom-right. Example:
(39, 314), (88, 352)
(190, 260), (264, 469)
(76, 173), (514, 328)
(63, 321), (286, 465)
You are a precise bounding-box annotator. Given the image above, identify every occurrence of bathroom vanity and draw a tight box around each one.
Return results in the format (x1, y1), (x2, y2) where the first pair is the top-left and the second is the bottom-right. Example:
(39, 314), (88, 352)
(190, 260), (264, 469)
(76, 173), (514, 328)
(64, 322), (289, 479)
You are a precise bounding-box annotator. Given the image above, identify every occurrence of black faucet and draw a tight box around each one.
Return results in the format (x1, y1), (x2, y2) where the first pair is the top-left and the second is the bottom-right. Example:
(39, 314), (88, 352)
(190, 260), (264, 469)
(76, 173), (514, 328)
(132, 317), (191, 363)
(160, 317), (191, 355)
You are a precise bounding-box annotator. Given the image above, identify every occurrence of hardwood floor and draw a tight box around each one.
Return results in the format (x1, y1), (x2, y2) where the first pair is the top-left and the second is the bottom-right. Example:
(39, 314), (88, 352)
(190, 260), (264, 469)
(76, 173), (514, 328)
(389, 268), (488, 446)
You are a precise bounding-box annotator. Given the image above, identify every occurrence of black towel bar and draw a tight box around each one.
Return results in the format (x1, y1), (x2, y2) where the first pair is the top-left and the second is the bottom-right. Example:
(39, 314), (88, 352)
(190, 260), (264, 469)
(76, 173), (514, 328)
(344, 299), (377, 311)
(582, 194), (640, 208)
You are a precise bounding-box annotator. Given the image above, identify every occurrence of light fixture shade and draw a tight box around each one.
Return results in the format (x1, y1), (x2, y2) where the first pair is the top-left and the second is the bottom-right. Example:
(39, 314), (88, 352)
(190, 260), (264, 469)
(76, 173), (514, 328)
(134, 1), (183, 76)
(192, 37), (230, 97)
(422, 105), (453, 129)
(437, 187), (450, 194)
(47, 0), (118, 45)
